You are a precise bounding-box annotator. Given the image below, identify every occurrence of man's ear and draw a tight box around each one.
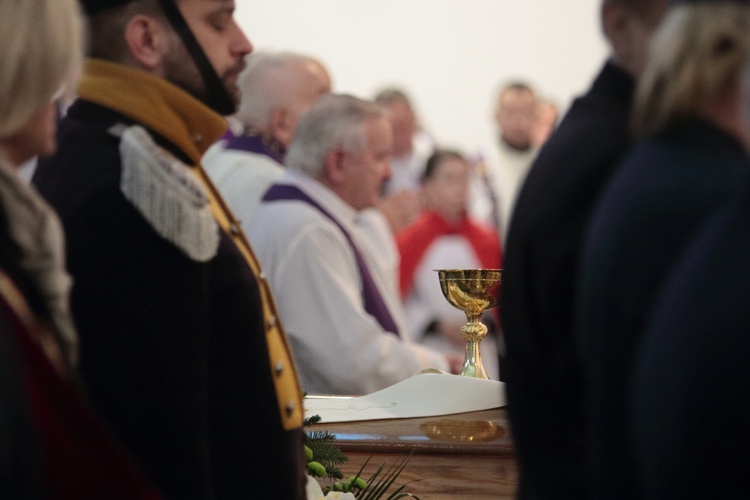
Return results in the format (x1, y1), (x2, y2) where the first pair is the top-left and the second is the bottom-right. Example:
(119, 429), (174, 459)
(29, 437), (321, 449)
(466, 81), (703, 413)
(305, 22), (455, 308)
(601, 0), (627, 44)
(271, 107), (294, 148)
(602, 0), (634, 59)
(323, 148), (347, 184)
(123, 15), (168, 71)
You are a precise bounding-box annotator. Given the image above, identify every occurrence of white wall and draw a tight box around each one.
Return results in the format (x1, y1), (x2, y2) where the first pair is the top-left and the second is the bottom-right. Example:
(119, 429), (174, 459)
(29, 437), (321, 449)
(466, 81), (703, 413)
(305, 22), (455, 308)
(236, 0), (609, 155)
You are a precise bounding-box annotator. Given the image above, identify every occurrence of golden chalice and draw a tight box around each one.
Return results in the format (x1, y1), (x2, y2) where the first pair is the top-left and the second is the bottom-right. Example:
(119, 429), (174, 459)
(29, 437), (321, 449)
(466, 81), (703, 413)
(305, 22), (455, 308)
(436, 269), (502, 379)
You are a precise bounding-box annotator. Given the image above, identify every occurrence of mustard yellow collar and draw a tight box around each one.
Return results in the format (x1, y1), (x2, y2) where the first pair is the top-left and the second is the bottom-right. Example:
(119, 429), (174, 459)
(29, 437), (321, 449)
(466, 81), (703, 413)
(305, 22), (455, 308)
(77, 59), (227, 165)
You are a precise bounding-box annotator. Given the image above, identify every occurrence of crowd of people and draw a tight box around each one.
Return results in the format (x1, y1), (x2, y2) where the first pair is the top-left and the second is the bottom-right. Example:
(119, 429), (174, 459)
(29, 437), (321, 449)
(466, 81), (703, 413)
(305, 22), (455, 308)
(2, 0), (749, 498)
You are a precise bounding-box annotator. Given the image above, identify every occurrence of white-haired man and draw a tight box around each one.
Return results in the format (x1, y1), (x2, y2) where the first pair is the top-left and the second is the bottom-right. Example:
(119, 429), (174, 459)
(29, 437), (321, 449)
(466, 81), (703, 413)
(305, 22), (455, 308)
(203, 51), (331, 227)
(249, 94), (460, 395)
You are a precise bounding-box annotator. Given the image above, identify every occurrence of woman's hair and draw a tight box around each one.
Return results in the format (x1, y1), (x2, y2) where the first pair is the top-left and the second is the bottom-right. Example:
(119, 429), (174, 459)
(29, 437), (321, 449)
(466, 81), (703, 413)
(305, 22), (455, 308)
(632, 3), (750, 137)
(285, 94), (384, 177)
(422, 149), (467, 181)
(0, 0), (84, 139)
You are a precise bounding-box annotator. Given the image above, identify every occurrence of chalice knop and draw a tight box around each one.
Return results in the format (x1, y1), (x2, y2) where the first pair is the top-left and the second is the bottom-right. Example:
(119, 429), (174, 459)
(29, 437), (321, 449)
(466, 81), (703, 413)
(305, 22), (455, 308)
(436, 269), (502, 379)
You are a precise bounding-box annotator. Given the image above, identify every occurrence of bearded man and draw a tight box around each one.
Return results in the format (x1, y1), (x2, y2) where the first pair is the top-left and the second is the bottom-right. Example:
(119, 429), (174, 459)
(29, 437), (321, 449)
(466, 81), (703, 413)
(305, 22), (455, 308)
(32, 1), (307, 498)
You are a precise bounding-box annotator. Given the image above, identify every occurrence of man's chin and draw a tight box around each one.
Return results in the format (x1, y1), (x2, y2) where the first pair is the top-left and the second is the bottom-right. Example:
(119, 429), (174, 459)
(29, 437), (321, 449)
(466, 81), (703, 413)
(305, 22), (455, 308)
(501, 136), (532, 152)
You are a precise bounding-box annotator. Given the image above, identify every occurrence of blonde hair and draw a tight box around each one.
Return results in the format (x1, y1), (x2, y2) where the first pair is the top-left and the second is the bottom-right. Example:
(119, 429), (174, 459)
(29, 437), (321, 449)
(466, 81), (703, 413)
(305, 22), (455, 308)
(0, 0), (84, 138)
(632, 3), (750, 137)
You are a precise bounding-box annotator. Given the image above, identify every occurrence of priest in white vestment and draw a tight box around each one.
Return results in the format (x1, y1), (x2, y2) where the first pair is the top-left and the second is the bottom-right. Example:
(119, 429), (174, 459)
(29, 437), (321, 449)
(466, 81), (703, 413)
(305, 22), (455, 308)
(248, 94), (455, 395)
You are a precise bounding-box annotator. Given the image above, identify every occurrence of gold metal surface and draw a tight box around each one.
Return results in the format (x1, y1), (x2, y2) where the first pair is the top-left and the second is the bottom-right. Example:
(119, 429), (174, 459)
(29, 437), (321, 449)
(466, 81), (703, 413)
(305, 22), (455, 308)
(436, 269), (502, 379)
(420, 418), (506, 443)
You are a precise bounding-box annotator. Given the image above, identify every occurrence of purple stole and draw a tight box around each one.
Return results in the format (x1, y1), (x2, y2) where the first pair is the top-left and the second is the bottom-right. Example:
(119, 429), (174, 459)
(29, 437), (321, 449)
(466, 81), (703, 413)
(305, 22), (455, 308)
(262, 184), (400, 336)
(225, 132), (285, 164)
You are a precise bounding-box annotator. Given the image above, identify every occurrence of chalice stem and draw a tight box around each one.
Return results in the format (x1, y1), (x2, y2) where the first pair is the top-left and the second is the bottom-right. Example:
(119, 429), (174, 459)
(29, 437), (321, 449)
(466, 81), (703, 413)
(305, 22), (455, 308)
(459, 316), (489, 379)
(460, 339), (488, 379)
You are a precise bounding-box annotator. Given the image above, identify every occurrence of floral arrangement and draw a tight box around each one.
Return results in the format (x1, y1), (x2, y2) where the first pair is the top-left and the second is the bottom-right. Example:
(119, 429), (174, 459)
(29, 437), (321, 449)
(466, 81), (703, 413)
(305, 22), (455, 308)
(304, 414), (419, 500)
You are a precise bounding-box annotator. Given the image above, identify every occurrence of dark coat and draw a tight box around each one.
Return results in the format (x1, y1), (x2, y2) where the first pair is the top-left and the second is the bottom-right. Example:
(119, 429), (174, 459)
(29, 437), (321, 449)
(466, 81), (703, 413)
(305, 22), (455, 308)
(0, 288), (42, 500)
(33, 100), (306, 499)
(633, 175), (750, 499)
(577, 119), (748, 499)
(499, 61), (635, 500)
(0, 284), (159, 499)
(0, 203), (157, 497)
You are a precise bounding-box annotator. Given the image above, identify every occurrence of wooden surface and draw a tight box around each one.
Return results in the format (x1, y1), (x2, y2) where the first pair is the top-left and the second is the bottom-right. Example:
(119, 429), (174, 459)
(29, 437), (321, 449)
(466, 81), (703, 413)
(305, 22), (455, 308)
(311, 408), (518, 499)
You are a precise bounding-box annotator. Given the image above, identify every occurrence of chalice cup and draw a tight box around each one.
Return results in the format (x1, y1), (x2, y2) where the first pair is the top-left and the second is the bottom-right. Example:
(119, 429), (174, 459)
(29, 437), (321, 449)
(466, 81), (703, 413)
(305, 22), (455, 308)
(436, 269), (502, 379)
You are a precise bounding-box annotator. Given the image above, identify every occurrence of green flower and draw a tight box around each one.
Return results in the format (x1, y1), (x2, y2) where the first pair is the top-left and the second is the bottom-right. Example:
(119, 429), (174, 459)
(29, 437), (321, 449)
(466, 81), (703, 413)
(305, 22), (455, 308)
(307, 461), (327, 477)
(347, 476), (367, 490)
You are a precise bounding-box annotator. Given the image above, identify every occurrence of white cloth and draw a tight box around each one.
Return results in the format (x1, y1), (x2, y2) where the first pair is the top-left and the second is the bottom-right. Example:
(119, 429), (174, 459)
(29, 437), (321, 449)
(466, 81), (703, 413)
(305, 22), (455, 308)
(471, 137), (537, 243)
(202, 145), (284, 235)
(382, 130), (434, 195)
(305, 372), (506, 423)
(248, 170), (448, 395)
(403, 235), (500, 380)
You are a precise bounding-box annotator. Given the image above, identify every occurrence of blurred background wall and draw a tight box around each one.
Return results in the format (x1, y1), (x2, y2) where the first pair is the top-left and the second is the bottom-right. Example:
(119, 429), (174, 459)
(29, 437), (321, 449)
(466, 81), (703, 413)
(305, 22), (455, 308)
(236, 0), (608, 155)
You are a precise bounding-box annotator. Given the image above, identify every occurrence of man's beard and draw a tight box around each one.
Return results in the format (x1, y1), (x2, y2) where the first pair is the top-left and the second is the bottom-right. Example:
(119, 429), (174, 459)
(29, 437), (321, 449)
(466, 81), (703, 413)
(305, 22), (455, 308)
(161, 36), (243, 114)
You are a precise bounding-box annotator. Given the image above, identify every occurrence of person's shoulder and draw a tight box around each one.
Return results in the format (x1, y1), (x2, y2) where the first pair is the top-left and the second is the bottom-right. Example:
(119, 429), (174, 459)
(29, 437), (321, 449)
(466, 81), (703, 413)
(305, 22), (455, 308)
(395, 212), (434, 246)
(526, 96), (632, 191)
(552, 64), (633, 151)
(252, 197), (343, 245)
(36, 102), (127, 182)
(34, 117), (123, 219)
(204, 148), (282, 181)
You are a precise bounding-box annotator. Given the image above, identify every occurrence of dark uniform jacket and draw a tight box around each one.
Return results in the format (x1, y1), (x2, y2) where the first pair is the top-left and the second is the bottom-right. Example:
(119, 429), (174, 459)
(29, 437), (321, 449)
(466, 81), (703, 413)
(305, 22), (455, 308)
(577, 119), (748, 499)
(33, 59), (306, 500)
(499, 61), (635, 500)
(634, 173), (750, 500)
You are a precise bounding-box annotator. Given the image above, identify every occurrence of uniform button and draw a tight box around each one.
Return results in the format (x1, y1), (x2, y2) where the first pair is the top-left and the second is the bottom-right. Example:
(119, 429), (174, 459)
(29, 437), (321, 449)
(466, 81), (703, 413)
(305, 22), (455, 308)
(193, 133), (203, 144)
(267, 316), (277, 329)
(274, 361), (284, 376)
(229, 223), (240, 236)
(285, 402), (296, 417)
(259, 271), (267, 280)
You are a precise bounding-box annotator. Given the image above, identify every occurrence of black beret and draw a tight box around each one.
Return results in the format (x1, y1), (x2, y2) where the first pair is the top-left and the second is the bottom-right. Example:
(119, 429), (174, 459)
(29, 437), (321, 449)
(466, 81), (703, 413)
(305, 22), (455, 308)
(80, 0), (136, 16)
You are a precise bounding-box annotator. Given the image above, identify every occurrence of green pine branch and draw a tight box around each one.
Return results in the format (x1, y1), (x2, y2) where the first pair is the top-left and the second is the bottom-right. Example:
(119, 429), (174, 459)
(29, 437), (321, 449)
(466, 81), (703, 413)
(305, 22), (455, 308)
(303, 410), (419, 498)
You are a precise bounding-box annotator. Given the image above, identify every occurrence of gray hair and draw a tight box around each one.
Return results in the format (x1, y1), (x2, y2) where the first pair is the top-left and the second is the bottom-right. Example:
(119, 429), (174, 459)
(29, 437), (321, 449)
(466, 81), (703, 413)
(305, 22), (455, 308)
(285, 94), (385, 177)
(632, 3), (750, 137)
(235, 51), (325, 131)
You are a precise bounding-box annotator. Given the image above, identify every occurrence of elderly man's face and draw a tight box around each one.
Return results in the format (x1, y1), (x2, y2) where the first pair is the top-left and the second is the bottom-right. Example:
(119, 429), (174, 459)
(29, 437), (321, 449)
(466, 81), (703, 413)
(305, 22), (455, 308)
(384, 100), (416, 158)
(162, 0), (252, 108)
(342, 116), (393, 211)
